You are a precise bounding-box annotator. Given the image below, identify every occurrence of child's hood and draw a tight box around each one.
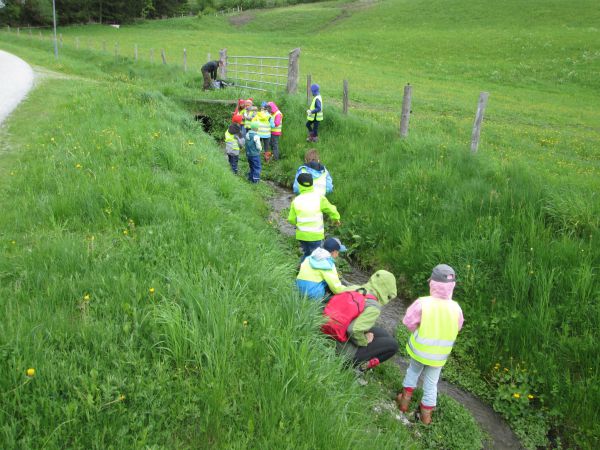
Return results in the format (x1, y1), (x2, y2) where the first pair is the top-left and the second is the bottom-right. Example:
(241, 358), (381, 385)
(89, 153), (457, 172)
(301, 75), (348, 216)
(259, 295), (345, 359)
(308, 248), (334, 270)
(359, 270), (397, 305)
(268, 101), (279, 113)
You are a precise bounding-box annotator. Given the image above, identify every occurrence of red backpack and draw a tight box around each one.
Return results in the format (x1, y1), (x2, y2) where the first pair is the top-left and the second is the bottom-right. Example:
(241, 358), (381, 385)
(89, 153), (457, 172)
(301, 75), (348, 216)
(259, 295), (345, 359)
(322, 291), (377, 342)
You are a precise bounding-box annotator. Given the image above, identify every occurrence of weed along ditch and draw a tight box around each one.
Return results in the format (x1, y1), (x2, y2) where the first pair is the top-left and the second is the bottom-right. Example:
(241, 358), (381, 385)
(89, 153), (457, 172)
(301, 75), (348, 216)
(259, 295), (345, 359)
(266, 182), (522, 450)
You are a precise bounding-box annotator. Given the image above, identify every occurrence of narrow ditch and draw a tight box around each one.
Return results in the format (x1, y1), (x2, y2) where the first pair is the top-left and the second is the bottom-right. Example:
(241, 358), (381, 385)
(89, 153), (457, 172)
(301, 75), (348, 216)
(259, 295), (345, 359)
(266, 181), (523, 450)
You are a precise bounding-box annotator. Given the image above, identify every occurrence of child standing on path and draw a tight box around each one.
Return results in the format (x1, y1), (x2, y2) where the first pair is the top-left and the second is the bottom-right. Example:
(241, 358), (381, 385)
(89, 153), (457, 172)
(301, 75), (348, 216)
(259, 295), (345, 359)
(293, 149), (333, 197)
(224, 114), (245, 175)
(288, 173), (340, 261)
(396, 264), (464, 424)
(306, 83), (323, 142)
(245, 121), (262, 183)
(254, 101), (272, 159)
(268, 101), (283, 160)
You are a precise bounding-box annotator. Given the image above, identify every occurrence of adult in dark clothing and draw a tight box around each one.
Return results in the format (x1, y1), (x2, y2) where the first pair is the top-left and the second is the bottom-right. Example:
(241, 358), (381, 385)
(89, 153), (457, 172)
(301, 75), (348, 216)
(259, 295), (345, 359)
(202, 60), (222, 90)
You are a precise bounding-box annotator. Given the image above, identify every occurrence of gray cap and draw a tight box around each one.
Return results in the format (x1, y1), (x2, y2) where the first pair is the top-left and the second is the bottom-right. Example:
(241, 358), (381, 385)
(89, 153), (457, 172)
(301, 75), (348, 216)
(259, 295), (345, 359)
(429, 264), (456, 283)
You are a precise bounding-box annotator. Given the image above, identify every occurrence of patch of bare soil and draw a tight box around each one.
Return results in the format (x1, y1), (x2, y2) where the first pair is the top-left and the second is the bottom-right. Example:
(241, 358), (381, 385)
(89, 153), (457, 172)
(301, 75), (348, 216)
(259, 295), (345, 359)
(229, 12), (255, 27)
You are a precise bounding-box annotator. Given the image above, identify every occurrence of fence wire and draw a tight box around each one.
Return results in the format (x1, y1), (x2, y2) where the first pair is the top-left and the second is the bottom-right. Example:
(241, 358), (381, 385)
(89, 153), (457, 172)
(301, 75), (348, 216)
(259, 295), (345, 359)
(228, 55), (288, 93)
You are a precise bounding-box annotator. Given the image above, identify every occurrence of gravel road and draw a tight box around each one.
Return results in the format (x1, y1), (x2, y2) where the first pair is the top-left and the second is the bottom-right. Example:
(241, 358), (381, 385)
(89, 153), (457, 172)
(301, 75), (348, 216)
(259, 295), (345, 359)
(0, 50), (34, 126)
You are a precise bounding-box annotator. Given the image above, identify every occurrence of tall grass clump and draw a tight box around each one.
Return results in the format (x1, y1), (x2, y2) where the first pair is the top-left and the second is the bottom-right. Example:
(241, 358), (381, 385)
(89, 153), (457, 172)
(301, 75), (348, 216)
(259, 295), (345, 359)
(268, 97), (599, 447)
(0, 63), (416, 447)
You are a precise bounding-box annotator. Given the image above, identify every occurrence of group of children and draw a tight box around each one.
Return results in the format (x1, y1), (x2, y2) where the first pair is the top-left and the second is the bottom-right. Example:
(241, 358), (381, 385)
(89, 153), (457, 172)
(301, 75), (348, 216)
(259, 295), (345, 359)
(221, 84), (462, 425)
(224, 98), (284, 183)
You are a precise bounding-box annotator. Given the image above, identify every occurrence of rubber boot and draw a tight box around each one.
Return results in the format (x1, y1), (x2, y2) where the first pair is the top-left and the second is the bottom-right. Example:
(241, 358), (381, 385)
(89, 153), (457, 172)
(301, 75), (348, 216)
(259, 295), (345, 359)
(418, 404), (434, 425)
(395, 387), (414, 413)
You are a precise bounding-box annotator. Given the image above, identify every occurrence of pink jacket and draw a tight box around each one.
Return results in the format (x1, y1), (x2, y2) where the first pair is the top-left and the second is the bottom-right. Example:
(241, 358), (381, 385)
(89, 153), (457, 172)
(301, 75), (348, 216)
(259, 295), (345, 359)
(402, 280), (464, 332)
(268, 102), (283, 136)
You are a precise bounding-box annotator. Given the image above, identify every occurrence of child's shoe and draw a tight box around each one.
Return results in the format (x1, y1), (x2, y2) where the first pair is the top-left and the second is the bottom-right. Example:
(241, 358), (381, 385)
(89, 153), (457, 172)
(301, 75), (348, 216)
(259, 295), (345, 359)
(395, 387), (414, 413)
(417, 404), (434, 425)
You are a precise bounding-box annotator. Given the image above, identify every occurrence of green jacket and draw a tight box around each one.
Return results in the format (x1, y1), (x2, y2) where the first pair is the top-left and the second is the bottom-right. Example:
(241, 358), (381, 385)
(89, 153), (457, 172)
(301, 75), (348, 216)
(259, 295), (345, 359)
(287, 184), (340, 241)
(338, 270), (397, 353)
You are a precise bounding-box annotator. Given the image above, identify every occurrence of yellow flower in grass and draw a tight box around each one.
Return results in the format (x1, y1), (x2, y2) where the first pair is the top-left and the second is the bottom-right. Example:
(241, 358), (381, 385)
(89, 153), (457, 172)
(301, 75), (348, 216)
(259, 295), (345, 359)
(26, 368), (35, 377)
(149, 287), (155, 295)
(75, 163), (82, 169)
(513, 393), (521, 399)
(528, 394), (534, 400)
(119, 394), (126, 401)
(123, 229), (129, 236)
(83, 294), (90, 301)
(243, 320), (248, 327)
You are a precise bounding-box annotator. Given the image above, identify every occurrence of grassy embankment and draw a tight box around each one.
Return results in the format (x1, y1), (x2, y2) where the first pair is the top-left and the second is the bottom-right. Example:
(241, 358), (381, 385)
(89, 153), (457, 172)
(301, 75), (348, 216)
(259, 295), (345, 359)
(2, 0), (600, 446)
(0, 31), (489, 449)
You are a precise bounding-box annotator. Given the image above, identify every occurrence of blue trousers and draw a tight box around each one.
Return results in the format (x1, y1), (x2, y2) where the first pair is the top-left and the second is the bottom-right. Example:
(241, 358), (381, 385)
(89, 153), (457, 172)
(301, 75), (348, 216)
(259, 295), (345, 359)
(246, 153), (261, 183)
(306, 120), (320, 137)
(299, 239), (322, 262)
(227, 154), (239, 174)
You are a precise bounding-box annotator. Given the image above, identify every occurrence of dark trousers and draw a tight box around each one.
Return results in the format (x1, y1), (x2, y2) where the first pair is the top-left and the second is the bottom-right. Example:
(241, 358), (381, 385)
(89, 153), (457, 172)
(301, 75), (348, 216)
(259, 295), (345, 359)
(353, 327), (399, 365)
(299, 239), (322, 262)
(260, 137), (270, 153)
(246, 153), (261, 183)
(227, 154), (239, 174)
(271, 135), (280, 160)
(202, 70), (212, 90)
(306, 120), (320, 137)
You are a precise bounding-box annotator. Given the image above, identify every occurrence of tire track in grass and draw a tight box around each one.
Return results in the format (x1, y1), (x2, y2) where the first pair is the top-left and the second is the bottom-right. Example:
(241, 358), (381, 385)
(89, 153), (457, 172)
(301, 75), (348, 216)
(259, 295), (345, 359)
(266, 180), (523, 450)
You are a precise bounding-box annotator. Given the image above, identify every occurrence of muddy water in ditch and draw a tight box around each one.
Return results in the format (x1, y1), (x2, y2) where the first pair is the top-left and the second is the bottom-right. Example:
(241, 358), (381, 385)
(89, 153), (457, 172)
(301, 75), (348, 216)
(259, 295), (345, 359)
(266, 181), (522, 449)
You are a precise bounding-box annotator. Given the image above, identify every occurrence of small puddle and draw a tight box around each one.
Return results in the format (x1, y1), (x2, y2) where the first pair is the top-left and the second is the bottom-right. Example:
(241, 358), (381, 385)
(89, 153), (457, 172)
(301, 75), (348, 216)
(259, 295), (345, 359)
(265, 180), (523, 449)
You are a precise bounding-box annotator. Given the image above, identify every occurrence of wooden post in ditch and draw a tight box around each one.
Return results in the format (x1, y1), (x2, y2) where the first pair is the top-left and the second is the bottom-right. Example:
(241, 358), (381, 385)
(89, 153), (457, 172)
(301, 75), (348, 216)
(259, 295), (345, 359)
(134, 44), (138, 61)
(183, 48), (187, 71)
(470, 92), (489, 153)
(161, 49), (167, 65)
(219, 48), (227, 79)
(306, 74), (312, 106)
(343, 79), (349, 115)
(286, 48), (300, 94)
(400, 83), (412, 138)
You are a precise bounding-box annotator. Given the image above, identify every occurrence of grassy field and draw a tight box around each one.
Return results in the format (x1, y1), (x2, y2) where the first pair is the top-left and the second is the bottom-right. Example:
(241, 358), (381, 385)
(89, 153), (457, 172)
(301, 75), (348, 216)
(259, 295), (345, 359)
(2, 0), (600, 447)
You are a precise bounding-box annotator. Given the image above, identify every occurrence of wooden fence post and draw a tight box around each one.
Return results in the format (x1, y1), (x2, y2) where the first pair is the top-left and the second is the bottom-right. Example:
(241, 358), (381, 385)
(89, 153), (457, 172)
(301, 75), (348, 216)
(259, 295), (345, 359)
(470, 92), (489, 153)
(400, 83), (412, 138)
(343, 80), (349, 115)
(75, 37), (79, 49)
(114, 42), (119, 58)
(28, 28), (32, 38)
(286, 48), (300, 94)
(39, 31), (42, 40)
(207, 52), (211, 62)
(183, 48), (187, 71)
(17, 27), (20, 36)
(219, 48), (227, 79)
(150, 48), (154, 63)
(306, 74), (312, 106)
(134, 44), (138, 61)
(161, 49), (167, 65)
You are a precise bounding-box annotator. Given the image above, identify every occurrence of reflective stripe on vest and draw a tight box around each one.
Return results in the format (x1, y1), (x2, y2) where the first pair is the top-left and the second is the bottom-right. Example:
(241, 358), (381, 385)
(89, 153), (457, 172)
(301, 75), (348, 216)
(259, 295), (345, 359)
(294, 192), (324, 234)
(224, 130), (239, 151)
(271, 111), (283, 133)
(307, 95), (323, 121)
(406, 297), (459, 367)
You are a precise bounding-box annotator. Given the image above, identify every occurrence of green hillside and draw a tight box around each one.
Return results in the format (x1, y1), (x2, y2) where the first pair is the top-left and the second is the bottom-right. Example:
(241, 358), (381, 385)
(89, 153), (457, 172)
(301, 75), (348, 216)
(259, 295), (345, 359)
(1, 0), (599, 447)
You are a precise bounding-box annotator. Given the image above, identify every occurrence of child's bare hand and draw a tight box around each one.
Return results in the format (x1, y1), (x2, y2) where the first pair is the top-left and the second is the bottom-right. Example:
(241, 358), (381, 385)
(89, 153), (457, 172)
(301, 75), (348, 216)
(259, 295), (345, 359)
(332, 220), (341, 227)
(366, 332), (374, 344)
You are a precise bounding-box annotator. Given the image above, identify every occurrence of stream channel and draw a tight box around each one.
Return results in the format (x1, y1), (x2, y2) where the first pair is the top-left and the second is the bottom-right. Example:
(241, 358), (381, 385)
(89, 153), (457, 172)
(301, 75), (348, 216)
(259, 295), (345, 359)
(266, 181), (523, 450)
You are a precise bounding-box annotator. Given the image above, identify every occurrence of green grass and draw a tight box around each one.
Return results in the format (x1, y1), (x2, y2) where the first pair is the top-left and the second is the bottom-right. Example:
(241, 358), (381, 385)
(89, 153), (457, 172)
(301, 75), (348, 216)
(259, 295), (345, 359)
(2, 0), (600, 446)
(0, 60), (421, 447)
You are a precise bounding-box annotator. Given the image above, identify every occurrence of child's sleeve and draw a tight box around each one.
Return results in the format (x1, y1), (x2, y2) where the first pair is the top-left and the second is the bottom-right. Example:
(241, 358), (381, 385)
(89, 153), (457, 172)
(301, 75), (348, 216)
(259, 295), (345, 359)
(326, 170), (333, 194)
(402, 299), (423, 332)
(322, 268), (349, 295)
(320, 196), (340, 221)
(287, 202), (297, 225)
(254, 135), (262, 151)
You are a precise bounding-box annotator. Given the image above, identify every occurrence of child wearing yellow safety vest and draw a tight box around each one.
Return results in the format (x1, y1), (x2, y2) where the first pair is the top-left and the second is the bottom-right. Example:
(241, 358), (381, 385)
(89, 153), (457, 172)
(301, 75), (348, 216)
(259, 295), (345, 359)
(267, 101), (283, 161)
(288, 173), (340, 262)
(396, 264), (464, 425)
(306, 83), (323, 142)
(243, 99), (257, 129)
(293, 149), (333, 197)
(296, 237), (351, 301)
(253, 102), (272, 158)
(224, 114), (245, 175)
